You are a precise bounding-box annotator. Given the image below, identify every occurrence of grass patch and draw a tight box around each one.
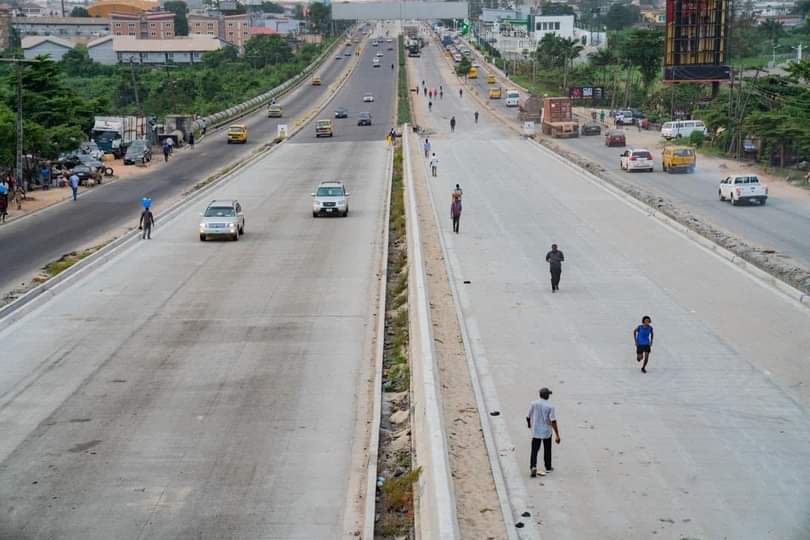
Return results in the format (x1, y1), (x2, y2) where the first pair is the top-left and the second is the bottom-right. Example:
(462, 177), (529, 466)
(397, 35), (412, 125)
(377, 467), (422, 536)
(44, 246), (104, 278)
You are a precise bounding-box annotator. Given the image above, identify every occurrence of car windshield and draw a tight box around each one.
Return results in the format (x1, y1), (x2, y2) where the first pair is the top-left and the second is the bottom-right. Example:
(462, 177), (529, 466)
(318, 120), (331, 127)
(359, 113), (370, 118)
(205, 207), (235, 217)
(229, 127), (245, 134)
(317, 187), (344, 197)
(127, 142), (144, 151)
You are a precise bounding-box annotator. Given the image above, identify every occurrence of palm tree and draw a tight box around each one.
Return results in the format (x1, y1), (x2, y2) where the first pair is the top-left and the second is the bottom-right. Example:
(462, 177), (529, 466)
(560, 37), (584, 90)
(589, 48), (617, 87)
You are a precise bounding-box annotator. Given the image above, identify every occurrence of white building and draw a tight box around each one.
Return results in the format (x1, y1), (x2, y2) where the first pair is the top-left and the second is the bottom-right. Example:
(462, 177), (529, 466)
(532, 15), (574, 42)
(87, 35), (222, 65)
(480, 15), (606, 59)
(13, 15), (111, 39)
(21, 35), (75, 60)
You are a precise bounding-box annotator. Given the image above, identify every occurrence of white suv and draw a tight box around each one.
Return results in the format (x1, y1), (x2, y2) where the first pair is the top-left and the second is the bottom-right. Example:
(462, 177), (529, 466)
(312, 181), (350, 217)
(620, 148), (654, 172)
(199, 199), (245, 241)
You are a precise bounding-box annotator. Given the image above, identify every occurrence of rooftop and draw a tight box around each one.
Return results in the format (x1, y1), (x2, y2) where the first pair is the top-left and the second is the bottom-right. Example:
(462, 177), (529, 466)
(88, 34), (222, 52)
(21, 35), (76, 49)
(12, 15), (111, 24)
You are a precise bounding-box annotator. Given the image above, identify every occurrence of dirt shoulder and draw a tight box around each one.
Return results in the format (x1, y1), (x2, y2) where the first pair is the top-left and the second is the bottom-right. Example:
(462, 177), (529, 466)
(406, 57), (508, 540)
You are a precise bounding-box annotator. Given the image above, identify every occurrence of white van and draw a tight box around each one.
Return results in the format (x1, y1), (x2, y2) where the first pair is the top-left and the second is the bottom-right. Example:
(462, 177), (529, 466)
(505, 89), (520, 107)
(661, 120), (707, 140)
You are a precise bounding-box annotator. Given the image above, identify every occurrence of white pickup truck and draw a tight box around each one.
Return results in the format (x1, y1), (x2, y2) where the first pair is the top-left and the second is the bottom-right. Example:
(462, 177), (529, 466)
(718, 175), (768, 206)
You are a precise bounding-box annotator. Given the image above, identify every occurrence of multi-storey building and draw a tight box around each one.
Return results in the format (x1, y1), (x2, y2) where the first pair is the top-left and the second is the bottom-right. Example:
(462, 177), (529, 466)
(0, 4), (11, 49)
(110, 10), (174, 39)
(188, 13), (250, 49)
(12, 15), (111, 39)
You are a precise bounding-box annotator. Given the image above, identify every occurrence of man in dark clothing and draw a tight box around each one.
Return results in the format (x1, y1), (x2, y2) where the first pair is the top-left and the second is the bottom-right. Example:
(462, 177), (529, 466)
(545, 243), (564, 292)
(139, 208), (155, 240)
(188, 131), (195, 149)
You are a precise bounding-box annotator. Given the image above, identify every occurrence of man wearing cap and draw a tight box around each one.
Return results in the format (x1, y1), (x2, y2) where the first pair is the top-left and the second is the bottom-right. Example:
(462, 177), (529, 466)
(526, 387), (561, 477)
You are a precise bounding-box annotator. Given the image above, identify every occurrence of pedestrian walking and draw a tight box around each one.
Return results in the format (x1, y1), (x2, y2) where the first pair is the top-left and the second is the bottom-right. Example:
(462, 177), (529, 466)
(545, 243), (564, 292)
(201, 118), (208, 136)
(526, 387), (560, 477)
(474, 111), (479, 124)
(69, 173), (80, 201)
(423, 138), (431, 159)
(166, 137), (174, 154)
(450, 116), (456, 133)
(188, 131), (195, 149)
(139, 207), (156, 240)
(416, 86), (420, 96)
(428, 100), (433, 112)
(440, 88), (443, 99)
(452, 183), (463, 205)
(430, 153), (439, 177)
(450, 194), (462, 233)
(633, 316), (654, 373)
(0, 178), (8, 223)
(599, 109), (605, 124)
(162, 141), (171, 162)
(459, 88), (463, 98)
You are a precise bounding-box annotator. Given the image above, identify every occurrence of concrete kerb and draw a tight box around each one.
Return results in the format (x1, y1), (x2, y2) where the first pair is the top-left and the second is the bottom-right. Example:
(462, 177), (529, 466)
(0, 45), (365, 331)
(362, 145), (394, 540)
(408, 100), (534, 539)
(199, 30), (350, 133)
(525, 137), (810, 308)
(403, 124), (461, 540)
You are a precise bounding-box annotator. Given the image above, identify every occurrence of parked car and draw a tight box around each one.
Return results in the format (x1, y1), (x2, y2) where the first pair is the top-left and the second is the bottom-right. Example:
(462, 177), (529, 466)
(605, 130), (626, 147)
(357, 112), (372, 126)
(718, 175), (768, 205)
(661, 145), (695, 173)
(334, 107), (349, 119)
(123, 139), (152, 165)
(619, 148), (654, 172)
(199, 199), (245, 241)
(69, 164), (99, 185)
(312, 180), (350, 217)
(581, 121), (601, 136)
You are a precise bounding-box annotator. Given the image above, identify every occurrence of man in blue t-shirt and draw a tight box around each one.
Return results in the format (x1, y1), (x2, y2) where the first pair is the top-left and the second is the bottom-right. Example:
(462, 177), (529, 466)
(633, 316), (654, 373)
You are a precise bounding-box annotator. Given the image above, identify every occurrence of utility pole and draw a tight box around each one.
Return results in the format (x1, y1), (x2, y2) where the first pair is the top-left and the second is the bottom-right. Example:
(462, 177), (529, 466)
(128, 57), (143, 118)
(0, 57), (39, 189)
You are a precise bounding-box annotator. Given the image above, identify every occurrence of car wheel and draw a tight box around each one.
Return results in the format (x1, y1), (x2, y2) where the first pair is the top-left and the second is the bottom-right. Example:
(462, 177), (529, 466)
(200, 234), (206, 241)
(343, 209), (349, 217)
(731, 196), (738, 206)
(718, 190), (725, 201)
(648, 167), (654, 173)
(760, 198), (767, 205)
(233, 232), (239, 241)
(239, 223), (244, 235)
(313, 212), (318, 218)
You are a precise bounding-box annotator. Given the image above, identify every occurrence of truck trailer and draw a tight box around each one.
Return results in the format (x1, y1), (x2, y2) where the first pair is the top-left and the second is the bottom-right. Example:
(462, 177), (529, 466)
(541, 97), (579, 138)
(91, 116), (146, 158)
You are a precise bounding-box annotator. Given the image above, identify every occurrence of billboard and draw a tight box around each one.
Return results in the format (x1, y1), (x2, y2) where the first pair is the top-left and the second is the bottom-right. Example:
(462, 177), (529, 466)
(664, 0), (731, 82)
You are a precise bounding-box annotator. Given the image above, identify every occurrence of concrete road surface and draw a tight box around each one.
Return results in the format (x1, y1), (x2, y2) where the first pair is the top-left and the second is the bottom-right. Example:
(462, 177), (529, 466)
(411, 44), (810, 540)
(462, 47), (810, 269)
(0, 43), (355, 298)
(0, 38), (396, 539)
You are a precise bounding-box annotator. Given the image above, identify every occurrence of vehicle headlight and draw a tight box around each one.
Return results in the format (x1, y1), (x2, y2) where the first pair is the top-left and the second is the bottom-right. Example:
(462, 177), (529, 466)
(199, 223), (206, 232)
(228, 223), (236, 229)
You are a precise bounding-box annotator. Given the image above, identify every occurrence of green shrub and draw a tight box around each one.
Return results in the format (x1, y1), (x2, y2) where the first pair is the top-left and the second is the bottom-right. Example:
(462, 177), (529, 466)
(689, 130), (705, 147)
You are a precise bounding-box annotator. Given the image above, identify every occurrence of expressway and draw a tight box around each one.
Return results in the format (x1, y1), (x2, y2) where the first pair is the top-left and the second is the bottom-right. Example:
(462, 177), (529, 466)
(0, 30), (396, 539)
(0, 39), (354, 298)
(410, 39), (810, 539)
(459, 41), (810, 270)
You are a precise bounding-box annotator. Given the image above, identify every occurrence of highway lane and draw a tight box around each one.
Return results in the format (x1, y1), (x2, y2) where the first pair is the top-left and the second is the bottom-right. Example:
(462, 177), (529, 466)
(411, 44), (810, 540)
(0, 41), (354, 298)
(458, 42), (810, 269)
(0, 35), (396, 539)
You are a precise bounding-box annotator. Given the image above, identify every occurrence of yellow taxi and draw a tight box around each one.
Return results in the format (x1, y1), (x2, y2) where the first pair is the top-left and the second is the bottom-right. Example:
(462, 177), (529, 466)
(315, 119), (334, 138)
(312, 76), (322, 86)
(227, 124), (248, 144)
(487, 74), (497, 84)
(267, 104), (283, 118)
(661, 145), (696, 173)
(468, 66), (478, 79)
(488, 87), (502, 99)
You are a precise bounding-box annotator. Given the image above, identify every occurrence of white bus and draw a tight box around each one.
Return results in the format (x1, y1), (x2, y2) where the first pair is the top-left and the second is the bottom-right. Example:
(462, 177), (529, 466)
(661, 120), (707, 140)
(505, 89), (520, 107)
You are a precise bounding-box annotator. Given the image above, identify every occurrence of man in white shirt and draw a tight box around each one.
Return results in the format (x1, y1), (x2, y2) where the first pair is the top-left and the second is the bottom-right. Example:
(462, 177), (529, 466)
(526, 387), (561, 477)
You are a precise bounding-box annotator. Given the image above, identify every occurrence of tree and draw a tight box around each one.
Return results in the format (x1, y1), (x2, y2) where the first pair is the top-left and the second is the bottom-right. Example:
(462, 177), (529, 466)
(759, 19), (785, 46)
(456, 56), (471, 76)
(786, 59), (810, 82)
(258, 1), (284, 13)
(164, 1), (189, 36)
(794, 0), (810, 15)
(604, 3), (640, 31)
(540, 2), (574, 16)
(588, 47), (617, 87)
(244, 35), (294, 67)
(619, 28), (664, 91)
(307, 2), (331, 35)
(728, 15), (759, 59)
(70, 6), (90, 16)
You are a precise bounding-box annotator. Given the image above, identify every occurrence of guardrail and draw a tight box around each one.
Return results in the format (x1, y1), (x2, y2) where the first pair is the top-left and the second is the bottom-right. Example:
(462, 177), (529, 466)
(195, 31), (349, 133)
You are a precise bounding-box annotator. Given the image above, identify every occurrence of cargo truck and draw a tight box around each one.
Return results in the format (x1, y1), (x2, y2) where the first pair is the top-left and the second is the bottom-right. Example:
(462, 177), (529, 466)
(91, 116), (145, 158)
(541, 97), (579, 138)
(517, 94), (542, 122)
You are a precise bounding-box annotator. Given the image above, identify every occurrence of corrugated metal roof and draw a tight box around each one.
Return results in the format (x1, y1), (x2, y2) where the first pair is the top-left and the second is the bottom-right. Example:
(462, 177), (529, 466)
(107, 35), (222, 52)
(21, 35), (76, 49)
